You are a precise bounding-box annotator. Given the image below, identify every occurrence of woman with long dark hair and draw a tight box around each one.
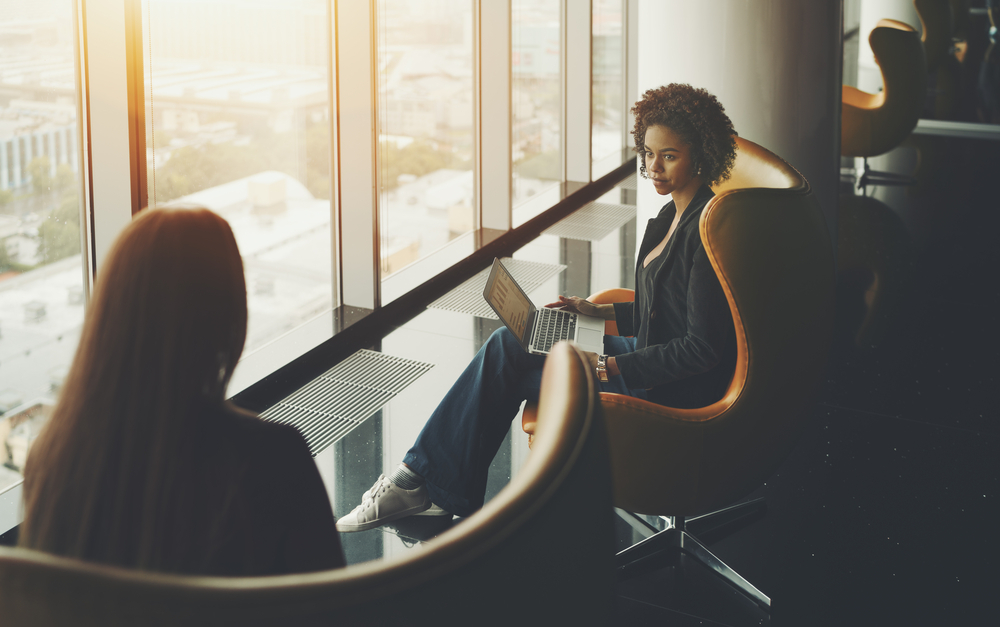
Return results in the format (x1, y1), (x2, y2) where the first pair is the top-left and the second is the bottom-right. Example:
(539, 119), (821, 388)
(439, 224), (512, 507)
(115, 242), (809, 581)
(19, 207), (344, 575)
(336, 83), (739, 532)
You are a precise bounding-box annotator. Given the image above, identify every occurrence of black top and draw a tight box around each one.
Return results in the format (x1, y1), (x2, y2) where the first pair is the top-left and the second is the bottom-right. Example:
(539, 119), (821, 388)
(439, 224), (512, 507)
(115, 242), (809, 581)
(613, 185), (736, 408)
(636, 238), (670, 329)
(175, 405), (345, 575)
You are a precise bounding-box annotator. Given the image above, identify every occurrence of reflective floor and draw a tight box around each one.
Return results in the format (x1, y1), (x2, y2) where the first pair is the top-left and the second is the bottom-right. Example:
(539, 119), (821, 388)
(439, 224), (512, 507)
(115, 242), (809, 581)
(618, 135), (998, 626)
(314, 133), (997, 625)
(314, 185), (638, 566)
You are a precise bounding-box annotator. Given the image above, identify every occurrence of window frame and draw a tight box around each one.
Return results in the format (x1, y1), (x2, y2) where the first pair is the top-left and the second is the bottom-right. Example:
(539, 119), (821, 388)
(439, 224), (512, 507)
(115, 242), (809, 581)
(0, 0), (634, 536)
(80, 0), (634, 395)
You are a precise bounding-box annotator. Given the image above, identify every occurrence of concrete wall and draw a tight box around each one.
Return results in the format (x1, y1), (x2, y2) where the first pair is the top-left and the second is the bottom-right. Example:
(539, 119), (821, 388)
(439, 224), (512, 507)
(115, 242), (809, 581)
(635, 0), (843, 252)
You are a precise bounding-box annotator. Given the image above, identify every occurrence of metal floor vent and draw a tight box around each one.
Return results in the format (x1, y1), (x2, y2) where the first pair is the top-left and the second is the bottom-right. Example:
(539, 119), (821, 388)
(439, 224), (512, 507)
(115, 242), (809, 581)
(543, 202), (636, 242)
(427, 257), (566, 318)
(260, 350), (433, 457)
(618, 173), (638, 190)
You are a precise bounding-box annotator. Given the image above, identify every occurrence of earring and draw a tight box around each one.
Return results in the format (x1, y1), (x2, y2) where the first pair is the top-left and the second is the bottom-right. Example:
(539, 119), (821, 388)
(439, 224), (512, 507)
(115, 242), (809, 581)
(202, 351), (229, 398)
(216, 350), (229, 384)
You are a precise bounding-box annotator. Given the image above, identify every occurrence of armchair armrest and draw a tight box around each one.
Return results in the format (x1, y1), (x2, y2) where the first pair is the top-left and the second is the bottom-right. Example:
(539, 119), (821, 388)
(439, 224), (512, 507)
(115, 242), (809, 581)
(586, 288), (634, 337)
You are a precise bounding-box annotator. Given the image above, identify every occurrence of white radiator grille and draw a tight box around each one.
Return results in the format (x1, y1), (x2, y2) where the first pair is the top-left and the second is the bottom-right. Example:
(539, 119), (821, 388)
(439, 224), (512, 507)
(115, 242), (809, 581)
(427, 258), (565, 318)
(543, 202), (636, 242)
(260, 350), (433, 456)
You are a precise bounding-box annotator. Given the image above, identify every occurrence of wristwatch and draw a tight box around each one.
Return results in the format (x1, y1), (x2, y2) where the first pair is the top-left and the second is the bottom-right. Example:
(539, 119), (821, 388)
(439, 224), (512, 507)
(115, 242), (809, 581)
(596, 354), (610, 383)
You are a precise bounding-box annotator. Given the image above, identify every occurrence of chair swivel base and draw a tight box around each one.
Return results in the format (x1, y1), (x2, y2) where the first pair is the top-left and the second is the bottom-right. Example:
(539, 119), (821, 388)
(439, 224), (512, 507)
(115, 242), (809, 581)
(616, 498), (770, 611)
(848, 158), (917, 193)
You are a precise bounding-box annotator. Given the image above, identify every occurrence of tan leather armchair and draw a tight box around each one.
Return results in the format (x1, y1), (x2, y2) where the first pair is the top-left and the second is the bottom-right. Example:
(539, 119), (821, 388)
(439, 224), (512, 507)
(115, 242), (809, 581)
(526, 137), (835, 611)
(842, 19), (927, 190)
(586, 287), (634, 338)
(0, 342), (614, 626)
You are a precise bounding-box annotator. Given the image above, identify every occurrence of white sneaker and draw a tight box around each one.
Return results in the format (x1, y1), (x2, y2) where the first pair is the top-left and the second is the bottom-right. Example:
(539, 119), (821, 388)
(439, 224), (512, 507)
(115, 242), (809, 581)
(335, 474), (432, 532)
(414, 502), (452, 517)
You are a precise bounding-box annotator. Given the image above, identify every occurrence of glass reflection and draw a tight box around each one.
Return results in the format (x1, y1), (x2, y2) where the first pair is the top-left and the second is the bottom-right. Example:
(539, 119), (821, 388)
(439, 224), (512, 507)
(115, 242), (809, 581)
(592, 0), (624, 177)
(0, 0), (84, 494)
(979, 3), (1000, 123)
(512, 0), (562, 213)
(375, 0), (474, 283)
(142, 0), (334, 356)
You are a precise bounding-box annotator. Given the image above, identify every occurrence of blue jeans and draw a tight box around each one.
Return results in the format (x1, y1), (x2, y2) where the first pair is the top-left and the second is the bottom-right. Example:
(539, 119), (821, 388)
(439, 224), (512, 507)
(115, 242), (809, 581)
(403, 327), (647, 517)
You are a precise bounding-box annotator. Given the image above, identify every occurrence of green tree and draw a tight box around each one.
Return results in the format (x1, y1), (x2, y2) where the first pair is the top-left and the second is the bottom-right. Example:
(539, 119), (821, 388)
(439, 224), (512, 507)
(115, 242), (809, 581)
(36, 193), (81, 264)
(0, 239), (31, 274)
(379, 140), (463, 191)
(27, 157), (53, 196)
(148, 128), (175, 149)
(54, 163), (77, 193)
(306, 122), (331, 200)
(515, 149), (560, 181)
(153, 142), (272, 203)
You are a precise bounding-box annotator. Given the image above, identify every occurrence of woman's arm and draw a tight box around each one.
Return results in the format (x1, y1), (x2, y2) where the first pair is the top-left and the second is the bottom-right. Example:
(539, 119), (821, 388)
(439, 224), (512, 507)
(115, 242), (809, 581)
(582, 351), (622, 377)
(547, 296), (624, 377)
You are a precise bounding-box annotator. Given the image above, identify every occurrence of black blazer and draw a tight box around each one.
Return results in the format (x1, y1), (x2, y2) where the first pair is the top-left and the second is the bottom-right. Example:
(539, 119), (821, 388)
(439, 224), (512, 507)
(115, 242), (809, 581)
(176, 404), (346, 575)
(612, 185), (736, 408)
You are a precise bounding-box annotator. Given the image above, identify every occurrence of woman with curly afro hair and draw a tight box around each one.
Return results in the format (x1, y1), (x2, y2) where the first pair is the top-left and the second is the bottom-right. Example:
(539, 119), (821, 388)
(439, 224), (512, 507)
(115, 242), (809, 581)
(336, 84), (738, 533)
(549, 83), (738, 407)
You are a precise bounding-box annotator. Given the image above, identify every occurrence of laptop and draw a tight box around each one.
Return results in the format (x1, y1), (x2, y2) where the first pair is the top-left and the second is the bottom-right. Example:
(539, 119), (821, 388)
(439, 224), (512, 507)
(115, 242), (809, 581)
(483, 257), (606, 355)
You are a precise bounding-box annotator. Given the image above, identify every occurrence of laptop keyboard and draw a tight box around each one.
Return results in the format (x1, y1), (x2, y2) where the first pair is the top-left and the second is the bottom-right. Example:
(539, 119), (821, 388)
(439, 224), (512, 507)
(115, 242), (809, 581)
(533, 307), (577, 352)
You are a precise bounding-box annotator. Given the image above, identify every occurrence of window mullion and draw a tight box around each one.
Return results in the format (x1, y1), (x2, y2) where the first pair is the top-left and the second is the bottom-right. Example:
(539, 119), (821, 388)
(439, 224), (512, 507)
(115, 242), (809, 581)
(327, 0), (341, 310)
(80, 0), (136, 277)
(564, 0), (592, 183)
(335, 0), (379, 310)
(625, 0), (638, 151)
(477, 0), (512, 233)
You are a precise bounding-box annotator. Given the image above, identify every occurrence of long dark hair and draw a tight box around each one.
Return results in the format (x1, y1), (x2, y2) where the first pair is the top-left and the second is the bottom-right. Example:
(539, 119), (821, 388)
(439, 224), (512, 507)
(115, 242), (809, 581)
(19, 207), (247, 571)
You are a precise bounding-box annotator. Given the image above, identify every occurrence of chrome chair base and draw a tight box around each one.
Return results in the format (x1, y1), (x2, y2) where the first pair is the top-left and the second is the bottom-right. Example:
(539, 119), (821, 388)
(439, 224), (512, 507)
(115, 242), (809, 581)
(840, 158), (917, 193)
(616, 498), (770, 611)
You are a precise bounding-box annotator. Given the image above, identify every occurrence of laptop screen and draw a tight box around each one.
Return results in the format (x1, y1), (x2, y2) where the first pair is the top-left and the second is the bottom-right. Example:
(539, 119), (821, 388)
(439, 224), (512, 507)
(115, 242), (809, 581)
(485, 261), (532, 340)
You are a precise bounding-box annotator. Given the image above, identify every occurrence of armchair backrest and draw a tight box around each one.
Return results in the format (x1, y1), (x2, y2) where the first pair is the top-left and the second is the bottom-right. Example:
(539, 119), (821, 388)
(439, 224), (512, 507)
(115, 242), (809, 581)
(711, 137), (801, 194)
(0, 342), (614, 626)
(696, 136), (835, 508)
(841, 19), (926, 157)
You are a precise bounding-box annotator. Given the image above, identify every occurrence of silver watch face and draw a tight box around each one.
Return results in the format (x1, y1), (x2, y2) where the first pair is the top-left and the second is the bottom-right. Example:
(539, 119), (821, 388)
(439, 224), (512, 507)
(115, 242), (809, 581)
(596, 355), (609, 382)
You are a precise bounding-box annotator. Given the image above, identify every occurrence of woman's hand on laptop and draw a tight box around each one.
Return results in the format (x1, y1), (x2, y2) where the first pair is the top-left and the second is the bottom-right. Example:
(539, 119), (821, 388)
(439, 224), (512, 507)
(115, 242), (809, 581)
(545, 296), (616, 320)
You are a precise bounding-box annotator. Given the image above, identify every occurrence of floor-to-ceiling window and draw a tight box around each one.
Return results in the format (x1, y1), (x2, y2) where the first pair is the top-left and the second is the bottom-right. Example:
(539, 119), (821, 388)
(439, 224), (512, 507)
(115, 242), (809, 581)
(0, 0), (85, 494)
(591, 0), (624, 178)
(375, 0), (475, 286)
(142, 0), (336, 390)
(0, 0), (637, 436)
(0, 0), (637, 540)
(512, 0), (563, 225)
